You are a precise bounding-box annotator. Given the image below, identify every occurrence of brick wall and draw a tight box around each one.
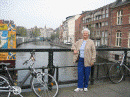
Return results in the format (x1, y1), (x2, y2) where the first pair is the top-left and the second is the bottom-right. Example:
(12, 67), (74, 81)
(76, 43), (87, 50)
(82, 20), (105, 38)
(75, 15), (82, 42)
(111, 3), (130, 48)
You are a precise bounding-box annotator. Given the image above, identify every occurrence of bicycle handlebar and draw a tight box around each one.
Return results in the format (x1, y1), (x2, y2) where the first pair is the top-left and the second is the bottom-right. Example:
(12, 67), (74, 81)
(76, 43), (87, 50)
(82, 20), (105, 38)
(23, 51), (35, 65)
(0, 62), (11, 66)
(23, 60), (28, 65)
(30, 51), (35, 56)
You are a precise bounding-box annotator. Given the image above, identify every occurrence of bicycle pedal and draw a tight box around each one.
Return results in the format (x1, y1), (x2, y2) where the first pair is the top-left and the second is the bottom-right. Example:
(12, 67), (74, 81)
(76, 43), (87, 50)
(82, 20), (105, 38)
(38, 88), (41, 91)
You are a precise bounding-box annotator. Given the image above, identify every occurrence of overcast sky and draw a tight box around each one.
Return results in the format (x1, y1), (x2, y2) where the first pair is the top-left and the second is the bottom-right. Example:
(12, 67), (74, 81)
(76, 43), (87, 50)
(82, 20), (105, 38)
(0, 0), (116, 29)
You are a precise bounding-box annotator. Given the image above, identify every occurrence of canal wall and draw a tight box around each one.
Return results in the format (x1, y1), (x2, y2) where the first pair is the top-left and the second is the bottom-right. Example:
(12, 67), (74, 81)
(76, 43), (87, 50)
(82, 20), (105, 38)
(16, 37), (41, 47)
(97, 50), (130, 64)
(49, 41), (71, 49)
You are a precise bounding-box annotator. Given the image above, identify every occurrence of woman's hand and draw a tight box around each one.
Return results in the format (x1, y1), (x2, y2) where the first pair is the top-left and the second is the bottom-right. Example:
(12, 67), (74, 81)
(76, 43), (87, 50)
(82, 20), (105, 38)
(74, 50), (78, 54)
(91, 62), (94, 66)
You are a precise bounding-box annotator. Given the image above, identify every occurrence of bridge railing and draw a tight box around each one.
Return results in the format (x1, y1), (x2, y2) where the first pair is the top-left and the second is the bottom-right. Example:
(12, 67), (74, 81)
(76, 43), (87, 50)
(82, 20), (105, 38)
(0, 48), (130, 88)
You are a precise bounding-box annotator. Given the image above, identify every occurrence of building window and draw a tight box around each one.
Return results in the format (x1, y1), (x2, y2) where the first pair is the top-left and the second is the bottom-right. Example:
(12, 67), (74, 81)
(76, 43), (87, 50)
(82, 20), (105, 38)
(91, 24), (94, 27)
(106, 13), (109, 17)
(102, 14), (105, 18)
(89, 18), (91, 22)
(103, 8), (105, 14)
(94, 17), (96, 21)
(96, 31), (100, 36)
(117, 10), (122, 25)
(106, 7), (109, 13)
(128, 32), (130, 48)
(96, 40), (100, 46)
(99, 22), (101, 28)
(91, 31), (95, 39)
(105, 31), (108, 45)
(116, 32), (122, 47)
(86, 18), (91, 23)
(99, 15), (102, 19)
(83, 18), (85, 23)
(105, 22), (108, 26)
(93, 24), (95, 27)
(92, 18), (93, 21)
(96, 23), (98, 28)
(96, 16), (98, 20)
(102, 22), (104, 26)
(101, 31), (108, 45)
(101, 31), (105, 45)
(89, 24), (91, 28)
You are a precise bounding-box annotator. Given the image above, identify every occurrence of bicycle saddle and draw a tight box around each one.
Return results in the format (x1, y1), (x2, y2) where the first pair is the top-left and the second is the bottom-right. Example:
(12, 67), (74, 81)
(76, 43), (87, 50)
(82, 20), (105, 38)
(0, 62), (11, 66)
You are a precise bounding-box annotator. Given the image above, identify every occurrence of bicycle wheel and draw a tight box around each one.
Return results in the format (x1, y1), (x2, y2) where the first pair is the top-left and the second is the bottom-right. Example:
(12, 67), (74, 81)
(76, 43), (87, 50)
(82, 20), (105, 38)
(109, 64), (124, 84)
(31, 73), (58, 97)
(0, 75), (11, 97)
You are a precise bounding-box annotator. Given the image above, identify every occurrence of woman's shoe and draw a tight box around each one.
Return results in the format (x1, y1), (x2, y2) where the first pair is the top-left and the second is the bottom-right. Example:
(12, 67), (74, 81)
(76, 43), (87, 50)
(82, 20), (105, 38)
(74, 88), (83, 92)
(84, 88), (88, 92)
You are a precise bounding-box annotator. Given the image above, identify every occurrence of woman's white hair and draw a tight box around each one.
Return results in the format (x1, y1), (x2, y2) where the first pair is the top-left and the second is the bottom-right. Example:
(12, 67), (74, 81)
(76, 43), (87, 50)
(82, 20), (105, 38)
(81, 28), (90, 35)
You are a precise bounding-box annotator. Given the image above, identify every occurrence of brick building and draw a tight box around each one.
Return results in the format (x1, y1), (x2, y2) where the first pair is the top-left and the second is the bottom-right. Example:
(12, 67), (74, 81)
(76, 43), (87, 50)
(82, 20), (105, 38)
(75, 11), (90, 42)
(75, 15), (82, 42)
(80, 3), (114, 47)
(110, 0), (130, 48)
(59, 25), (64, 42)
(74, 0), (130, 48)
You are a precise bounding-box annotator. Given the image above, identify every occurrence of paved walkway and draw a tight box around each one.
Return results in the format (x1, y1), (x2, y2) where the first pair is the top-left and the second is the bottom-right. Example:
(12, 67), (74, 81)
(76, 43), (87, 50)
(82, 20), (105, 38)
(20, 79), (130, 97)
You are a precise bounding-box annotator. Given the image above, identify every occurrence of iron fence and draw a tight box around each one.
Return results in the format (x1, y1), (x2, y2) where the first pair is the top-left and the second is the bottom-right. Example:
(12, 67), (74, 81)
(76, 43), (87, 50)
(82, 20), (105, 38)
(0, 48), (130, 89)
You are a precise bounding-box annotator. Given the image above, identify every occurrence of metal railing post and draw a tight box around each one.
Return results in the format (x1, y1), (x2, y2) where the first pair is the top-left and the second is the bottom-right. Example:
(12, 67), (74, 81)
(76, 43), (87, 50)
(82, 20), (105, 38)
(124, 50), (127, 65)
(90, 65), (94, 85)
(56, 67), (59, 83)
(48, 50), (54, 75)
(48, 51), (53, 67)
(123, 50), (127, 80)
(42, 66), (45, 73)
(97, 65), (99, 79)
(48, 50), (54, 89)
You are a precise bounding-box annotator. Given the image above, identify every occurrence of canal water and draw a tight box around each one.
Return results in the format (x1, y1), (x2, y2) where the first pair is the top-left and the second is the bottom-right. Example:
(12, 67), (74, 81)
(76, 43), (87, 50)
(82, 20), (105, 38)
(16, 41), (74, 86)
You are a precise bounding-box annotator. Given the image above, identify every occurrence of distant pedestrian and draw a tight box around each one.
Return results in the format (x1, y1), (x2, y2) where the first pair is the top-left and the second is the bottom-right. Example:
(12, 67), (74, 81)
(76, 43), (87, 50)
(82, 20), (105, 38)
(71, 28), (96, 92)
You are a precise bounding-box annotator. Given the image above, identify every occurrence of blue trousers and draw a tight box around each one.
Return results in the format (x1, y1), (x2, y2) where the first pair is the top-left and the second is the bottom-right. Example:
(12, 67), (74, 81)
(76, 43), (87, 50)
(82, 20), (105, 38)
(78, 57), (91, 88)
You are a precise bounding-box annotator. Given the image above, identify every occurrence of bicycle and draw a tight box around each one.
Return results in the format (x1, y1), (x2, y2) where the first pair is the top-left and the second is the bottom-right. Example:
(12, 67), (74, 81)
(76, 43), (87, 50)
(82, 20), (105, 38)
(0, 51), (58, 97)
(109, 52), (130, 84)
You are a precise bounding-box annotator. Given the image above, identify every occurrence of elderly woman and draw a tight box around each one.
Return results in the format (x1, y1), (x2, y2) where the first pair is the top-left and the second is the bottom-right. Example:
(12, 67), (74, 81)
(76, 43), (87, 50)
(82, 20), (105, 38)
(71, 28), (96, 92)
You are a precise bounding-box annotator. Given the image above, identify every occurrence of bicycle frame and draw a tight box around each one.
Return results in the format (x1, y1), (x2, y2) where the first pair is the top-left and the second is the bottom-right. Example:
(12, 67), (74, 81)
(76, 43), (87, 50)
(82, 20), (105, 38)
(5, 65), (37, 88)
(0, 51), (37, 93)
(123, 64), (130, 72)
(18, 70), (32, 88)
(120, 53), (130, 71)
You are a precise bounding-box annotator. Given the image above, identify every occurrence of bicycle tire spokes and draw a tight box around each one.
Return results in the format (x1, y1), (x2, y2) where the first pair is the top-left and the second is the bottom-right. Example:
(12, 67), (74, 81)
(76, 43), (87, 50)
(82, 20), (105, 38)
(31, 73), (58, 97)
(0, 76), (11, 97)
(109, 64), (124, 83)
